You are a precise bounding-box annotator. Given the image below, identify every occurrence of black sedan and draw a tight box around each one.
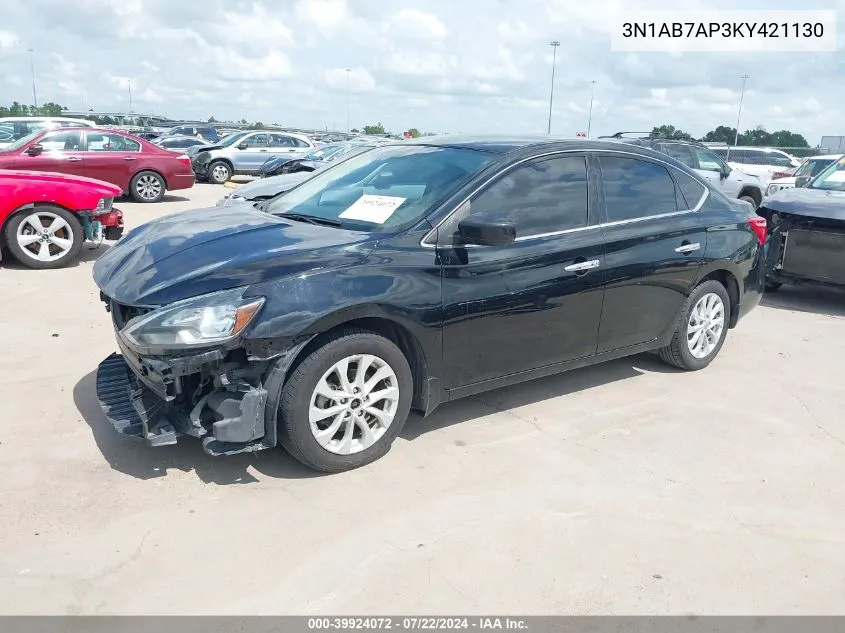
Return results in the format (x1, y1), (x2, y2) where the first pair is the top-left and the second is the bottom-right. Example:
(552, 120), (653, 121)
(757, 155), (845, 291)
(92, 136), (766, 473)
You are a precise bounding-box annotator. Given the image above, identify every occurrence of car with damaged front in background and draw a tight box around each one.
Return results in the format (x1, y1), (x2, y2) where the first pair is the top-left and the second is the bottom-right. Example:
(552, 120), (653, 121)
(757, 155), (845, 292)
(93, 136), (766, 473)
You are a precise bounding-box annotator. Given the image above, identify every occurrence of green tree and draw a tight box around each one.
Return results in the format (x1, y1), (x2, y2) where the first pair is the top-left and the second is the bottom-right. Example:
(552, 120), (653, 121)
(251, 121), (264, 129)
(362, 122), (386, 135)
(208, 115), (217, 123)
(407, 128), (421, 138)
(351, 127), (360, 133)
(767, 129), (809, 148)
(702, 125), (737, 144)
(650, 124), (693, 141)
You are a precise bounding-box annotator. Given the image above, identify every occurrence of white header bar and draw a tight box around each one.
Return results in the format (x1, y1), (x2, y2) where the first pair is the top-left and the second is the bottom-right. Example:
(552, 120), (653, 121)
(611, 10), (837, 52)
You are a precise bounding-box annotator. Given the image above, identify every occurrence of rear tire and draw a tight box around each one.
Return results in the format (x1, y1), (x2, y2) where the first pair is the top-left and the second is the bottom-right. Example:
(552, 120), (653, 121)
(130, 171), (166, 203)
(277, 328), (413, 473)
(208, 161), (232, 184)
(658, 280), (731, 371)
(739, 195), (757, 209)
(3, 206), (84, 269)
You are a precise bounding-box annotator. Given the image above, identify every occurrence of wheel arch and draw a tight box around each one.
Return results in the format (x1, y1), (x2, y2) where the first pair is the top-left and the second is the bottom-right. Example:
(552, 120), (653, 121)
(208, 157), (234, 175)
(1, 202), (82, 255)
(260, 306), (435, 416)
(738, 185), (762, 208)
(697, 267), (741, 328)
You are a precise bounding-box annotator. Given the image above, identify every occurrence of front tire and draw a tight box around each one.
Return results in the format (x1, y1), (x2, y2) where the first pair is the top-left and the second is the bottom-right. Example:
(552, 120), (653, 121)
(278, 328), (413, 473)
(3, 206), (84, 269)
(208, 161), (232, 184)
(658, 280), (731, 371)
(130, 171), (166, 203)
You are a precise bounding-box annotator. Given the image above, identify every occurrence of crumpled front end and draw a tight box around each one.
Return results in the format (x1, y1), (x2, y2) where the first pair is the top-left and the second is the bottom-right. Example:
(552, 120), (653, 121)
(94, 295), (288, 457)
(762, 210), (845, 288)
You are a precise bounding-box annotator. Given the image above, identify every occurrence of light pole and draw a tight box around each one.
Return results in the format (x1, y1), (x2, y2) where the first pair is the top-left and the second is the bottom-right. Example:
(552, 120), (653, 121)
(587, 80), (596, 138)
(26, 48), (37, 110)
(128, 79), (133, 113)
(345, 68), (351, 134)
(547, 40), (560, 135)
(729, 74), (749, 161)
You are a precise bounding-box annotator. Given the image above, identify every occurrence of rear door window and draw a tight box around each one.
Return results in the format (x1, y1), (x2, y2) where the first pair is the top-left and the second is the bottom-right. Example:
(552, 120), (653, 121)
(599, 156), (679, 222)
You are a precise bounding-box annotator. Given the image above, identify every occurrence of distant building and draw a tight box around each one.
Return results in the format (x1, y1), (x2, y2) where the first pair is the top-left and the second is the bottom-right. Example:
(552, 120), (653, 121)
(820, 136), (845, 152)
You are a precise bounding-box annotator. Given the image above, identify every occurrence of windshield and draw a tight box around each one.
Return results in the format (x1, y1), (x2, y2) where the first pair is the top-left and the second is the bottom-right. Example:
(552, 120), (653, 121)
(4, 130), (43, 151)
(218, 131), (250, 147)
(808, 156), (845, 191)
(265, 145), (495, 232)
(304, 144), (343, 161)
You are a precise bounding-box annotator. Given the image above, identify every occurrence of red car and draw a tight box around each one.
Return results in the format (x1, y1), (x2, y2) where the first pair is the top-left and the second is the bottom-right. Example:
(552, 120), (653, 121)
(0, 127), (195, 203)
(0, 170), (124, 269)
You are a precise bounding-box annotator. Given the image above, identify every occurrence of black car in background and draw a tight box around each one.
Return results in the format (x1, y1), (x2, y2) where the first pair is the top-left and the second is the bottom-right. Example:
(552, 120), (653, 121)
(93, 137), (766, 473)
(757, 155), (845, 291)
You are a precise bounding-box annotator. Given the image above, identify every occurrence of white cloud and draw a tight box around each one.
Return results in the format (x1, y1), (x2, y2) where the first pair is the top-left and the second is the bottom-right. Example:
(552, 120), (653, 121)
(295, 0), (349, 30)
(0, 0), (841, 143)
(388, 8), (448, 40)
(324, 67), (376, 92)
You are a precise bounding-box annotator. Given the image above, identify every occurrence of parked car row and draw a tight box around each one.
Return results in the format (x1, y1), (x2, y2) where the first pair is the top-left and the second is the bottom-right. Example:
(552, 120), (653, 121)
(0, 126), (195, 202)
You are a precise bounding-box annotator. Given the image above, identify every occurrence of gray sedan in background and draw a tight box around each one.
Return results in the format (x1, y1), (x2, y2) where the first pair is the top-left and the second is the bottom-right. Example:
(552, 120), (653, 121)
(217, 141), (385, 207)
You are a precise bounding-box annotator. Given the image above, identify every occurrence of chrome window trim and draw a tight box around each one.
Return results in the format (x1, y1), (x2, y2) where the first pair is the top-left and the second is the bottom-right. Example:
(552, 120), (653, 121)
(420, 148), (709, 249)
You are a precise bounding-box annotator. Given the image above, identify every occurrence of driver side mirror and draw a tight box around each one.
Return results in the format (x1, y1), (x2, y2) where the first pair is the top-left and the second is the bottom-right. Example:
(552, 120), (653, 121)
(721, 165), (731, 179)
(236, 142), (248, 150)
(25, 143), (43, 156)
(795, 175), (811, 188)
(457, 215), (516, 247)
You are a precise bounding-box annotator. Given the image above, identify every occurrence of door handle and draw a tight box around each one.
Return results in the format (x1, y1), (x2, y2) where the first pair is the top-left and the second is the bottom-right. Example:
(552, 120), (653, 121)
(675, 242), (701, 254)
(123, 156), (137, 161)
(564, 259), (601, 273)
(67, 156), (82, 162)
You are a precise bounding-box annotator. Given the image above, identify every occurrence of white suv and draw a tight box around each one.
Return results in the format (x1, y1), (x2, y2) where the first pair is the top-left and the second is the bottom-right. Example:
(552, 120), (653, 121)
(608, 136), (766, 208)
(709, 146), (801, 185)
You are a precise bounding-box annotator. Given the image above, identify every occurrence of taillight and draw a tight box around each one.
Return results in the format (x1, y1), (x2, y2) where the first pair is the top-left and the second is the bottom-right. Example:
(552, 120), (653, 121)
(747, 216), (767, 244)
(177, 154), (191, 167)
(771, 170), (792, 179)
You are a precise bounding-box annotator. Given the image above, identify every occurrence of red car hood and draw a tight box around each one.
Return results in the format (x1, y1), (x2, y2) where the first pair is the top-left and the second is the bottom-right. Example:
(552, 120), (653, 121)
(0, 169), (121, 197)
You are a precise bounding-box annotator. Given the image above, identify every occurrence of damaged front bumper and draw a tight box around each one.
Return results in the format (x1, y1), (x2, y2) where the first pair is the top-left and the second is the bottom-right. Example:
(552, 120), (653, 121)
(95, 343), (274, 456)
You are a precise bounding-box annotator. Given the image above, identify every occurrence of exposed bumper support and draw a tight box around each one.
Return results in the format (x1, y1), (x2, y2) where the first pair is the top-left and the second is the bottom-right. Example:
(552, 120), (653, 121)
(95, 353), (272, 456)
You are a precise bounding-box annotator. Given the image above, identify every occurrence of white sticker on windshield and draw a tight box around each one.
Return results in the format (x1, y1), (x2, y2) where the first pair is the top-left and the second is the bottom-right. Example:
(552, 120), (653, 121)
(339, 194), (407, 223)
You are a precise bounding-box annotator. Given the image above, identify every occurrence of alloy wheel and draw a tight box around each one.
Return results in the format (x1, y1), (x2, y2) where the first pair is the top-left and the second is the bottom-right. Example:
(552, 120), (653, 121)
(135, 174), (162, 200)
(15, 212), (75, 263)
(686, 292), (725, 359)
(308, 354), (400, 455)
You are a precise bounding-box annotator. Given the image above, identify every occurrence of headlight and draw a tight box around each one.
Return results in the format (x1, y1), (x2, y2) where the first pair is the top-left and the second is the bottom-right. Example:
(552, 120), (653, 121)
(96, 197), (114, 212)
(120, 287), (264, 350)
(766, 184), (778, 196)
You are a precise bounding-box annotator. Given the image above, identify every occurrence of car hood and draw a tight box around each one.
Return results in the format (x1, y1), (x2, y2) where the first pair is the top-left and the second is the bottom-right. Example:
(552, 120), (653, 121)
(93, 203), (376, 306)
(770, 177), (796, 185)
(0, 169), (121, 196)
(225, 172), (314, 202)
(761, 186), (845, 221)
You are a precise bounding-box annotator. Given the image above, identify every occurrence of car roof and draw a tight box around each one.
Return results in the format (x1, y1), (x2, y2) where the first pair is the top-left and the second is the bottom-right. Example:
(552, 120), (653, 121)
(809, 154), (843, 159)
(395, 135), (669, 156)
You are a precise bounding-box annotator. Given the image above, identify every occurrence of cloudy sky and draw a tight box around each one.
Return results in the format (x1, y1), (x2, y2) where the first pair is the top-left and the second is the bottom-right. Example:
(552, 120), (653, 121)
(1, 0), (843, 143)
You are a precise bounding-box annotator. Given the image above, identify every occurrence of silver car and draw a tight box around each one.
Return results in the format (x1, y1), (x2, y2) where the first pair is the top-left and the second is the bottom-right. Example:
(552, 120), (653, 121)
(191, 130), (316, 184)
(217, 142), (385, 207)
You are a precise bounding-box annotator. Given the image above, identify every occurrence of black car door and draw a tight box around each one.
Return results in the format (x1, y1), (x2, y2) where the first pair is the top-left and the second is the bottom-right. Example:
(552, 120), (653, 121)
(595, 153), (709, 353)
(436, 153), (606, 389)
